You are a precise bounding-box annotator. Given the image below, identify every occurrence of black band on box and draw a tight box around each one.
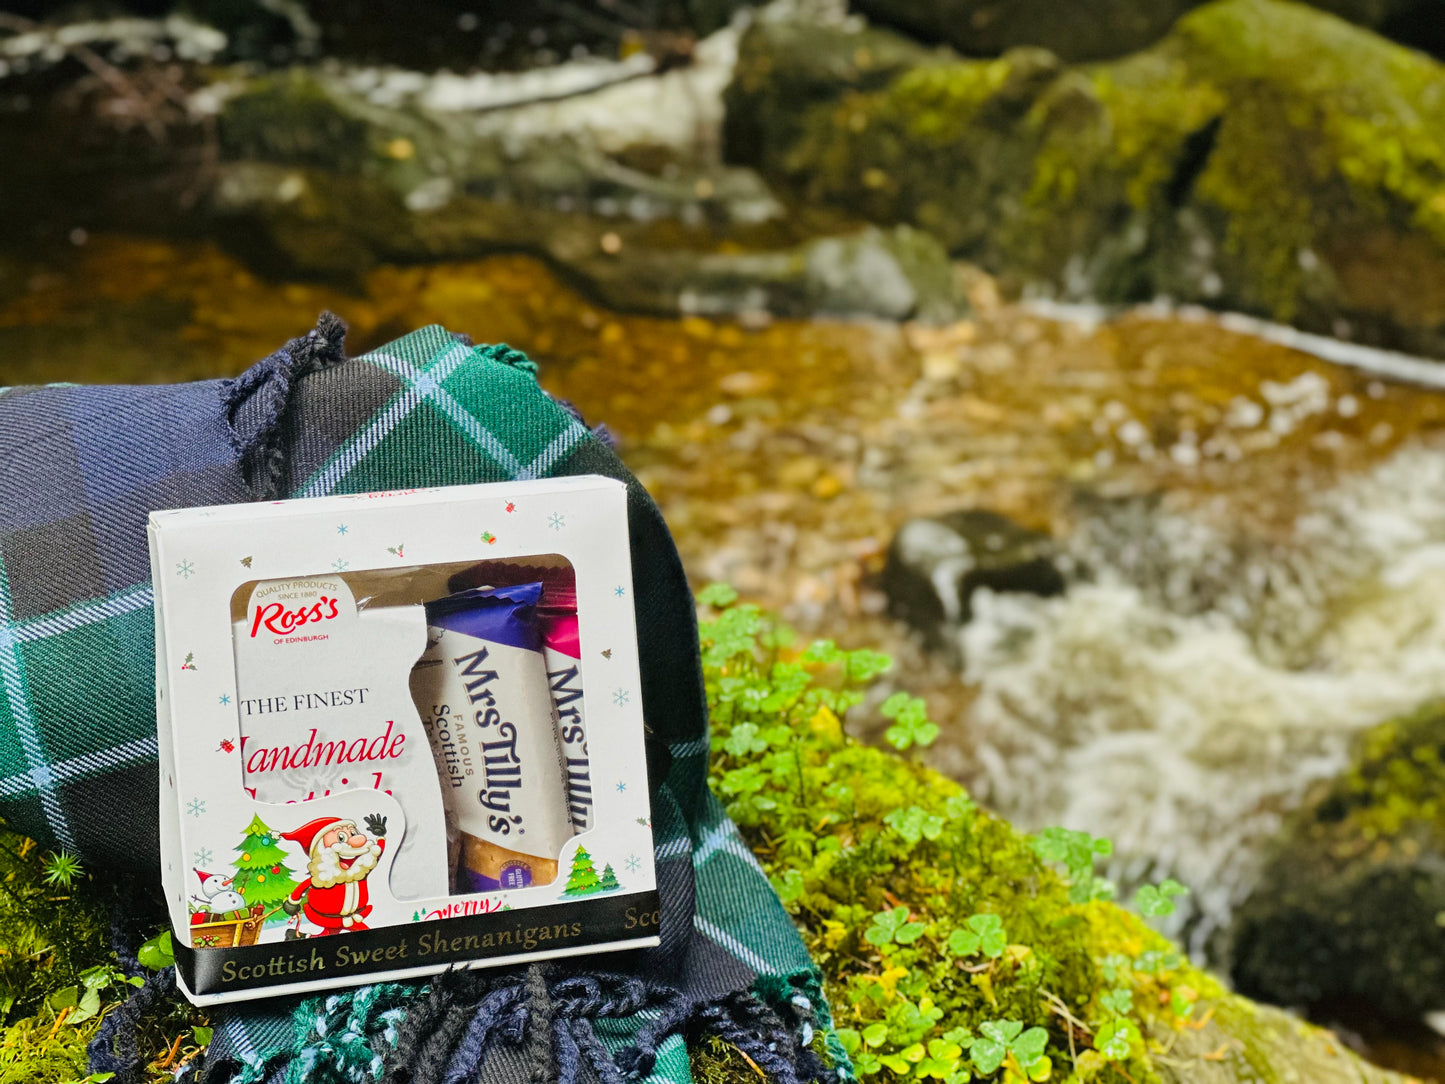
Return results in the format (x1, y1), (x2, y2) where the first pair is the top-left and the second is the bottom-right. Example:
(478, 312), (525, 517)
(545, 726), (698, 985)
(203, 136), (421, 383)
(176, 890), (662, 995)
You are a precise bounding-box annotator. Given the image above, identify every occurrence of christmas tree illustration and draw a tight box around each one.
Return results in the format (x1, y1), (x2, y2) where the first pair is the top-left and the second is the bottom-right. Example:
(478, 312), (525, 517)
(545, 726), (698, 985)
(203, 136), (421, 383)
(598, 863), (620, 892)
(232, 814), (301, 917)
(563, 846), (602, 896)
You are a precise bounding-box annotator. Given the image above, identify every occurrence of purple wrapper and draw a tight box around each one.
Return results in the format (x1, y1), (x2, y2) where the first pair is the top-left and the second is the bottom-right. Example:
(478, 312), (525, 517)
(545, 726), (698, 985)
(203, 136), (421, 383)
(424, 582), (545, 651)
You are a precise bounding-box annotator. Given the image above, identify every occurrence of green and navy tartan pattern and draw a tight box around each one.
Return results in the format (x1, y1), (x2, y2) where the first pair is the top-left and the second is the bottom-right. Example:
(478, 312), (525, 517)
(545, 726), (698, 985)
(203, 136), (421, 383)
(0, 324), (837, 1083)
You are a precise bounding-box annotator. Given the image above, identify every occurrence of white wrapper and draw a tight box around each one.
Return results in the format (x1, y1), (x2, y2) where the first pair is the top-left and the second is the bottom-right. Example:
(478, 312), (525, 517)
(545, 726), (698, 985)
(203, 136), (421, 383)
(411, 620), (571, 892)
(232, 576), (448, 900)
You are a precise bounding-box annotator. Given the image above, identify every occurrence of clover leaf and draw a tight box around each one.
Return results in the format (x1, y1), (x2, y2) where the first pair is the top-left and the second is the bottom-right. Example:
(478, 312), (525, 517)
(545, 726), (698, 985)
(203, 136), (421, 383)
(1100, 987), (1133, 1015)
(865, 906), (927, 947)
(885, 805), (945, 845)
(970, 1020), (1050, 1078)
(947, 913), (1007, 959)
(881, 692), (939, 750)
(697, 582), (738, 607)
(1135, 878), (1188, 917)
(723, 722), (768, 757)
(1095, 1019), (1139, 1061)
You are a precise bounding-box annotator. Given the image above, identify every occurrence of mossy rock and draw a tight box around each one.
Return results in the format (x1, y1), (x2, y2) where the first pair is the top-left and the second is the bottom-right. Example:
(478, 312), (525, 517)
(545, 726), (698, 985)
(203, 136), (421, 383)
(1231, 703), (1445, 1019)
(729, 0), (1445, 356)
(695, 593), (1413, 1083)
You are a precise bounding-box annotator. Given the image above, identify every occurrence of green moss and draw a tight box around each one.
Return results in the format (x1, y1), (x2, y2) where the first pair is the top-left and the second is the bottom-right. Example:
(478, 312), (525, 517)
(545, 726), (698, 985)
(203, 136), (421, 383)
(0, 832), (207, 1083)
(1232, 704), (1445, 1018)
(1315, 702), (1445, 841)
(698, 595), (1222, 1083)
(0, 1010), (99, 1084)
(219, 71), (374, 171)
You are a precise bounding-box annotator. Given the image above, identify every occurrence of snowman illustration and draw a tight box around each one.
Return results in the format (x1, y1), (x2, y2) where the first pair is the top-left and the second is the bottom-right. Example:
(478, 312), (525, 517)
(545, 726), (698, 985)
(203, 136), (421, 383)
(190, 869), (247, 919)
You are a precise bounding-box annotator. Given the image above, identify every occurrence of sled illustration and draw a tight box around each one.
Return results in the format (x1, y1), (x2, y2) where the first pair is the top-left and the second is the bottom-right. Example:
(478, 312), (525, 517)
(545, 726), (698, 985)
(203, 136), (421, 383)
(189, 903), (273, 949)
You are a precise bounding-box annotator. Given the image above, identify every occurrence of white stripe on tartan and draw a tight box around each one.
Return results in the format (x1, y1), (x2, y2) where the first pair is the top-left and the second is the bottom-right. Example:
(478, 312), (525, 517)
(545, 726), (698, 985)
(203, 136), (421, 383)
(302, 342), (592, 500)
(13, 583), (153, 642)
(693, 914), (772, 975)
(522, 419), (589, 479)
(299, 383), (425, 499)
(693, 819), (767, 877)
(667, 738), (708, 759)
(423, 385), (525, 476)
(653, 836), (690, 861)
(0, 734), (158, 798)
(217, 1014), (263, 1066)
(0, 561), (75, 846)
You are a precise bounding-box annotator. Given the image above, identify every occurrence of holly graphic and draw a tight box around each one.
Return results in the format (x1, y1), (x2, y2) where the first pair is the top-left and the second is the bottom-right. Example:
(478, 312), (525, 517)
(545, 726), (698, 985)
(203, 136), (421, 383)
(231, 814), (300, 913)
(598, 864), (620, 892)
(563, 846), (602, 896)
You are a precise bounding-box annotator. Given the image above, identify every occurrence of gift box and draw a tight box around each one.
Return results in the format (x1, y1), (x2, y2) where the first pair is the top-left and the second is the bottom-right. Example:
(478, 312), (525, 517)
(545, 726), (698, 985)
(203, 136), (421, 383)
(149, 476), (658, 1004)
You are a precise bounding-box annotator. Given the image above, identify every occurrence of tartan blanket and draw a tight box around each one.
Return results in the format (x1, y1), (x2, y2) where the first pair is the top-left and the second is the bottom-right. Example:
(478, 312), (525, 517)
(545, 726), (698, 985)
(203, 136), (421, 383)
(0, 317), (841, 1084)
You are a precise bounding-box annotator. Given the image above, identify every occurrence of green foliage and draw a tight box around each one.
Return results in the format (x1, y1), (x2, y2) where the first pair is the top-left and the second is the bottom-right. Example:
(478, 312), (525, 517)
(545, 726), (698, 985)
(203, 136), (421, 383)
(699, 588), (1216, 1082)
(1133, 880), (1187, 918)
(137, 932), (174, 972)
(0, 827), (207, 1082)
(866, 908), (928, 948)
(1030, 829), (1116, 905)
(882, 694), (940, 752)
(947, 914), (1007, 960)
(42, 852), (83, 890)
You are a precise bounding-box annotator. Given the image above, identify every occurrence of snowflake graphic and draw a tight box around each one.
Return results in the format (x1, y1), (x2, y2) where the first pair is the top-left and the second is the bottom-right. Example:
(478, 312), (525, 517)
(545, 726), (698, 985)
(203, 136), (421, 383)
(612, 687), (630, 707)
(614, 585), (626, 598)
(193, 847), (213, 867)
(337, 524), (349, 535)
(218, 694), (231, 706)
(616, 780), (628, 794)
(332, 558), (350, 572)
(548, 512), (566, 532)
(624, 854), (641, 873)
(186, 798), (207, 819)
(175, 560), (195, 580)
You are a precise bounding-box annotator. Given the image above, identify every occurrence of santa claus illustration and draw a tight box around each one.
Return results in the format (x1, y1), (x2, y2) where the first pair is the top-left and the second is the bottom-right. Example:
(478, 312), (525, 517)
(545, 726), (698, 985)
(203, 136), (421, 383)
(280, 813), (387, 935)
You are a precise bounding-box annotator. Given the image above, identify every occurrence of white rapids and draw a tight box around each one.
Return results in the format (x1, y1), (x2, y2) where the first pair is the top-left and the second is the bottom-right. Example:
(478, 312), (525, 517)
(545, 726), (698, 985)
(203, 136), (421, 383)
(952, 440), (1445, 958)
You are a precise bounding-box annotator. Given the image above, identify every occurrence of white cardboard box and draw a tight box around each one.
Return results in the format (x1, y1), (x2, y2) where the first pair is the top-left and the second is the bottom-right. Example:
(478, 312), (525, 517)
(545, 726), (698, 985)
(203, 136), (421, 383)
(149, 478), (659, 1005)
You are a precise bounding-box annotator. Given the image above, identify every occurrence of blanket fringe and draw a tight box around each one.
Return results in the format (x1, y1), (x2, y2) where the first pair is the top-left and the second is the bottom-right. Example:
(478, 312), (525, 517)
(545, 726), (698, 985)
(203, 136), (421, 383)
(89, 962), (838, 1084)
(220, 311), (349, 500)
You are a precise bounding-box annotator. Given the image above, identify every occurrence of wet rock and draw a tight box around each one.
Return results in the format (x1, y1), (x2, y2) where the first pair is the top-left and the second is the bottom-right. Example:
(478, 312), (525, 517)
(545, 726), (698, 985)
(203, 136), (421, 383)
(728, 0), (1445, 357)
(849, 0), (1197, 63)
(848, 0), (1444, 62)
(881, 510), (1065, 653)
(1231, 704), (1445, 1019)
(3, 22), (962, 319)
(722, 13), (936, 180)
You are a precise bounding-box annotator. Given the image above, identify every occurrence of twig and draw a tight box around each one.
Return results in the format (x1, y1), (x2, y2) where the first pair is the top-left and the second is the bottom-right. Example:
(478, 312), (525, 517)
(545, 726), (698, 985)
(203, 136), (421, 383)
(47, 1005), (71, 1037)
(730, 1041), (768, 1080)
(156, 1030), (185, 1070)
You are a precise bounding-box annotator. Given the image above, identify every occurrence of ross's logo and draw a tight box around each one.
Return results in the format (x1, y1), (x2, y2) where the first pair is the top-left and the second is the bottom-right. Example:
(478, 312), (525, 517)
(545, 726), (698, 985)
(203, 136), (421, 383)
(249, 596), (341, 638)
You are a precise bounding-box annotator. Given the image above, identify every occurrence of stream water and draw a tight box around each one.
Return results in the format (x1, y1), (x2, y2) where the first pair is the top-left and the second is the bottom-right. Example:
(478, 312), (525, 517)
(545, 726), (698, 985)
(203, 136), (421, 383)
(960, 442), (1445, 954)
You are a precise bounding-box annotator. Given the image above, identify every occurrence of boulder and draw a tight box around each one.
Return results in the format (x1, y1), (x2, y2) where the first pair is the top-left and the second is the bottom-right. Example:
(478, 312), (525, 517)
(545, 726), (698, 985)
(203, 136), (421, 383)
(727, 0), (1445, 356)
(849, 0), (1197, 63)
(848, 0), (1445, 61)
(721, 14), (937, 179)
(881, 510), (1065, 653)
(1231, 703), (1445, 1020)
